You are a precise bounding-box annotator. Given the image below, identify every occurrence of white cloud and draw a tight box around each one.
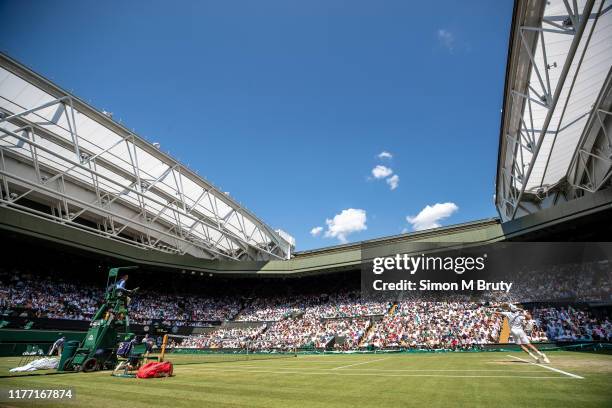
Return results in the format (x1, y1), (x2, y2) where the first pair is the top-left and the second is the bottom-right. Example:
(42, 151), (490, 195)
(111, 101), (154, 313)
(437, 29), (455, 52)
(310, 226), (323, 237)
(386, 174), (399, 190)
(406, 202), (458, 231)
(324, 208), (367, 243)
(378, 151), (393, 159)
(372, 165), (393, 179)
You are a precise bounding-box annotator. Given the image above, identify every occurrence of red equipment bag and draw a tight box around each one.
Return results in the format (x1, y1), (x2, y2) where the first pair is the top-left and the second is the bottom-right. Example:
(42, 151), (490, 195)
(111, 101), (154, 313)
(136, 361), (173, 379)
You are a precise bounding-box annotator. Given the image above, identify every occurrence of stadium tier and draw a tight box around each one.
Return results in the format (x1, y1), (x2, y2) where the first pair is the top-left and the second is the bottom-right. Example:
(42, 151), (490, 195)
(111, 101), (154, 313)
(1, 244), (610, 354)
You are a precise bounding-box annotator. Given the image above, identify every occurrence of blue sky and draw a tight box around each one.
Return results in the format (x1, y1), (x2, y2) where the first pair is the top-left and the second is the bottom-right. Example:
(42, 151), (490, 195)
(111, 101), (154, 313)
(0, 0), (513, 250)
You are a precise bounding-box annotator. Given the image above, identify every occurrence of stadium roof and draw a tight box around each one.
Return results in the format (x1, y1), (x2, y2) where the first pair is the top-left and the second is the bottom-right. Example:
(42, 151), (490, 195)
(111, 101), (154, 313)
(0, 53), (292, 261)
(496, 0), (612, 221)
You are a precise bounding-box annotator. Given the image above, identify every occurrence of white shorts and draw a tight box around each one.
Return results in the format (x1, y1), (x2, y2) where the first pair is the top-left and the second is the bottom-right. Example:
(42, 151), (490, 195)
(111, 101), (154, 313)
(511, 328), (530, 345)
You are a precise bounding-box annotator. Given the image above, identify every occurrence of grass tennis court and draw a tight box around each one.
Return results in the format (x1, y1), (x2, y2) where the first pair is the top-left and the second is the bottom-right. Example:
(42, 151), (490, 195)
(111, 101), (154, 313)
(1, 351), (611, 407)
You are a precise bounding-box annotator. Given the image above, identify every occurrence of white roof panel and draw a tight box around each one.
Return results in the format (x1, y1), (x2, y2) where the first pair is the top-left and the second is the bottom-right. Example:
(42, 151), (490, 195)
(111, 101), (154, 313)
(0, 59), (291, 260)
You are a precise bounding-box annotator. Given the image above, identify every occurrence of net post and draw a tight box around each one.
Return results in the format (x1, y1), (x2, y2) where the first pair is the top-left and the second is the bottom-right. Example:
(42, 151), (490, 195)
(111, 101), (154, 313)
(160, 334), (168, 362)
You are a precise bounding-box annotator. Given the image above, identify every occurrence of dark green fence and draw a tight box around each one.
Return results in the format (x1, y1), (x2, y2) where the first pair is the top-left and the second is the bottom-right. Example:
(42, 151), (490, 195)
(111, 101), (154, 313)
(0, 329), (86, 357)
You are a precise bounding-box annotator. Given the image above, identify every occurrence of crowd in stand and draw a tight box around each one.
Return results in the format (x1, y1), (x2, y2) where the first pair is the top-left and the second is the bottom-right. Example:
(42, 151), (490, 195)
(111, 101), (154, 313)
(532, 306), (612, 342)
(130, 293), (241, 326)
(483, 262), (612, 304)
(321, 318), (370, 349)
(302, 292), (391, 318)
(249, 316), (320, 349)
(179, 325), (266, 348)
(364, 302), (502, 350)
(0, 269), (240, 325)
(245, 317), (370, 350)
(235, 297), (303, 322)
(235, 292), (389, 322)
(2, 268), (611, 351)
(0, 269), (101, 321)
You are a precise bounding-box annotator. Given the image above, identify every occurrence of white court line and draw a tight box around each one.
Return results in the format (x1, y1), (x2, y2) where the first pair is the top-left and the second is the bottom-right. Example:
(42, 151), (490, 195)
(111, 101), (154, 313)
(506, 355), (584, 379)
(181, 366), (573, 379)
(180, 365), (543, 373)
(331, 357), (389, 370)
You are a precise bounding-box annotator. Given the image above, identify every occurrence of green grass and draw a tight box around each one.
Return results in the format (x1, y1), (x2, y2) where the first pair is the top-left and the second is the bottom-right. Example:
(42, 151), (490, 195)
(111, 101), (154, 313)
(1, 351), (611, 407)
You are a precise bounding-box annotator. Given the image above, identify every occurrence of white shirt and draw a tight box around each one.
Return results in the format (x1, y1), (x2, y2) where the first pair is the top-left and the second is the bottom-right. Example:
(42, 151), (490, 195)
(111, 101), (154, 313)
(502, 311), (525, 330)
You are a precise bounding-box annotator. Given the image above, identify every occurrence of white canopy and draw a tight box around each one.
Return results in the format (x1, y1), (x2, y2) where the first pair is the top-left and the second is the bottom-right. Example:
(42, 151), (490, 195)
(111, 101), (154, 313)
(0, 55), (292, 260)
(496, 0), (612, 220)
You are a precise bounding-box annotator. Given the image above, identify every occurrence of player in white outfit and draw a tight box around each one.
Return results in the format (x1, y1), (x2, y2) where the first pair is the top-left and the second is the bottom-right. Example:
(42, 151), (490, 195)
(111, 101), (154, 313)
(494, 303), (550, 363)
